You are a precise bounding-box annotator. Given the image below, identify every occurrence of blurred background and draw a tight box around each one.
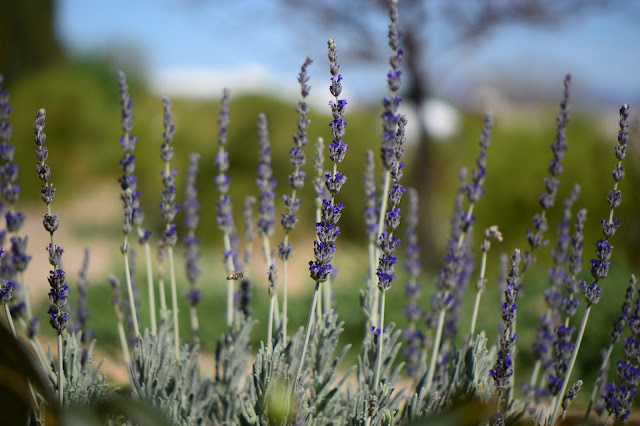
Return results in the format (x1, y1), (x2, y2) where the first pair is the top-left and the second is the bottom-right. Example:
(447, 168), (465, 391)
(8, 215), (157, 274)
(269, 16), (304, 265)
(2, 0), (640, 404)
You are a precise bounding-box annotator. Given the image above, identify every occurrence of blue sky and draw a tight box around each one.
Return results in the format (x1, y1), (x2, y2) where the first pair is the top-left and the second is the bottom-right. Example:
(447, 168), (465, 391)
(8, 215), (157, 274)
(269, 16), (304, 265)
(57, 0), (640, 108)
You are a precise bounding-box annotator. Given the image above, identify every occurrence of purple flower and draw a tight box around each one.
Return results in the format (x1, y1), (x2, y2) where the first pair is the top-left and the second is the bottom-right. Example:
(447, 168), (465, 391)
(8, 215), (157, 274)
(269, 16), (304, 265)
(523, 75), (571, 269)
(256, 113), (276, 238)
(183, 153), (201, 288)
(490, 250), (521, 393)
(34, 109), (68, 333)
(117, 71), (151, 246)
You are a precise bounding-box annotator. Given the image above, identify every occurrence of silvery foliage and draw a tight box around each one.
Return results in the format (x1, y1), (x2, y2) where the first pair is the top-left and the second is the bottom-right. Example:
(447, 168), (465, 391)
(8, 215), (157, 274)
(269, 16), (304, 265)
(403, 333), (496, 422)
(47, 331), (112, 407)
(240, 312), (352, 425)
(128, 320), (215, 425)
(303, 312), (352, 424)
(212, 313), (256, 423)
(241, 338), (299, 425)
(347, 322), (404, 424)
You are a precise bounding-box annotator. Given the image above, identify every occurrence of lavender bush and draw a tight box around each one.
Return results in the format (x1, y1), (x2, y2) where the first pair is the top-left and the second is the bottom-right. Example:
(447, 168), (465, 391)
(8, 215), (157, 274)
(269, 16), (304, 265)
(0, 1), (637, 425)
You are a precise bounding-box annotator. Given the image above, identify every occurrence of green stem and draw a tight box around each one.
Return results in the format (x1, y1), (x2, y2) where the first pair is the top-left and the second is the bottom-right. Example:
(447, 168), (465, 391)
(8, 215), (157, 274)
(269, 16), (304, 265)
(282, 240), (289, 346)
(57, 332), (64, 407)
(585, 343), (613, 420)
(167, 246), (180, 364)
(550, 304), (592, 424)
(158, 275), (167, 319)
(374, 289), (386, 391)
(368, 240), (377, 326)
(122, 245), (140, 338)
(117, 320), (131, 365)
(469, 249), (488, 339)
(261, 235), (280, 328)
(19, 270), (32, 320)
(425, 307), (446, 392)
(189, 306), (199, 344)
(529, 360), (541, 389)
(223, 233), (236, 327)
(142, 240), (157, 335)
(323, 274), (332, 313)
(267, 294), (275, 352)
(371, 172), (391, 327)
(4, 303), (17, 337)
(295, 282), (319, 387)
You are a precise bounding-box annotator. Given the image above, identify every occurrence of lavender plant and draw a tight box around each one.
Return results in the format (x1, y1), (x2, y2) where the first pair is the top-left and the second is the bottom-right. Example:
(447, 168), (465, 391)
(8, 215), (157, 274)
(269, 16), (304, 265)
(34, 108), (69, 407)
(159, 97), (181, 363)
(296, 37), (348, 388)
(373, 0), (408, 395)
(256, 113), (279, 345)
(278, 56), (313, 346)
(117, 72), (142, 339)
(213, 88), (238, 327)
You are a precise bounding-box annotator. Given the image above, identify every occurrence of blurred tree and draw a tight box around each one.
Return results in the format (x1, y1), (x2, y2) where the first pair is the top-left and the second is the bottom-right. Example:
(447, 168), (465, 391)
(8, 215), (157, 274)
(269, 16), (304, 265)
(281, 0), (628, 260)
(0, 0), (65, 85)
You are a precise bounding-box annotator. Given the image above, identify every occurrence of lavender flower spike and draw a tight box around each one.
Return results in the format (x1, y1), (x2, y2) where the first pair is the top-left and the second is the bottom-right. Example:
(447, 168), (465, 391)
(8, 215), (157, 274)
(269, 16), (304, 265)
(214, 88), (239, 327)
(374, 0), (407, 393)
(490, 249), (521, 416)
(117, 71), (154, 335)
(279, 56), (313, 345)
(522, 74), (571, 270)
(34, 108), (67, 406)
(183, 153), (201, 343)
(296, 38), (349, 388)
(255, 113), (279, 333)
(160, 96), (181, 363)
(402, 187), (424, 378)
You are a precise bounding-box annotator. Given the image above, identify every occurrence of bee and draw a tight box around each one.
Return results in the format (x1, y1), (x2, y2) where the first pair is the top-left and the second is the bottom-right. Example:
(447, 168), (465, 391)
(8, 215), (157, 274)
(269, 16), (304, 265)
(227, 271), (244, 280)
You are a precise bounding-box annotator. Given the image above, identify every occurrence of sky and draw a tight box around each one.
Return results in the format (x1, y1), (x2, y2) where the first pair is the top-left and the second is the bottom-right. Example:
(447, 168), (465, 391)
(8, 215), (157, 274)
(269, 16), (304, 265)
(56, 0), (640, 110)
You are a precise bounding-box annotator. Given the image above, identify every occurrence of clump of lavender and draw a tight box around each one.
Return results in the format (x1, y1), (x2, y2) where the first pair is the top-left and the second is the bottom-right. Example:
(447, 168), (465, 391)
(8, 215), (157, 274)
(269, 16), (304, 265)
(402, 187), (424, 378)
(214, 88), (239, 327)
(602, 283), (640, 424)
(0, 75), (33, 328)
(117, 72), (143, 338)
(34, 108), (67, 406)
(490, 249), (521, 415)
(296, 38), (348, 387)
(159, 96), (181, 362)
(586, 274), (636, 419)
(529, 185), (580, 395)
(183, 152), (201, 343)
(549, 104), (630, 423)
(373, 0), (407, 392)
(278, 56), (313, 345)
(522, 74), (571, 270)
(426, 114), (493, 392)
